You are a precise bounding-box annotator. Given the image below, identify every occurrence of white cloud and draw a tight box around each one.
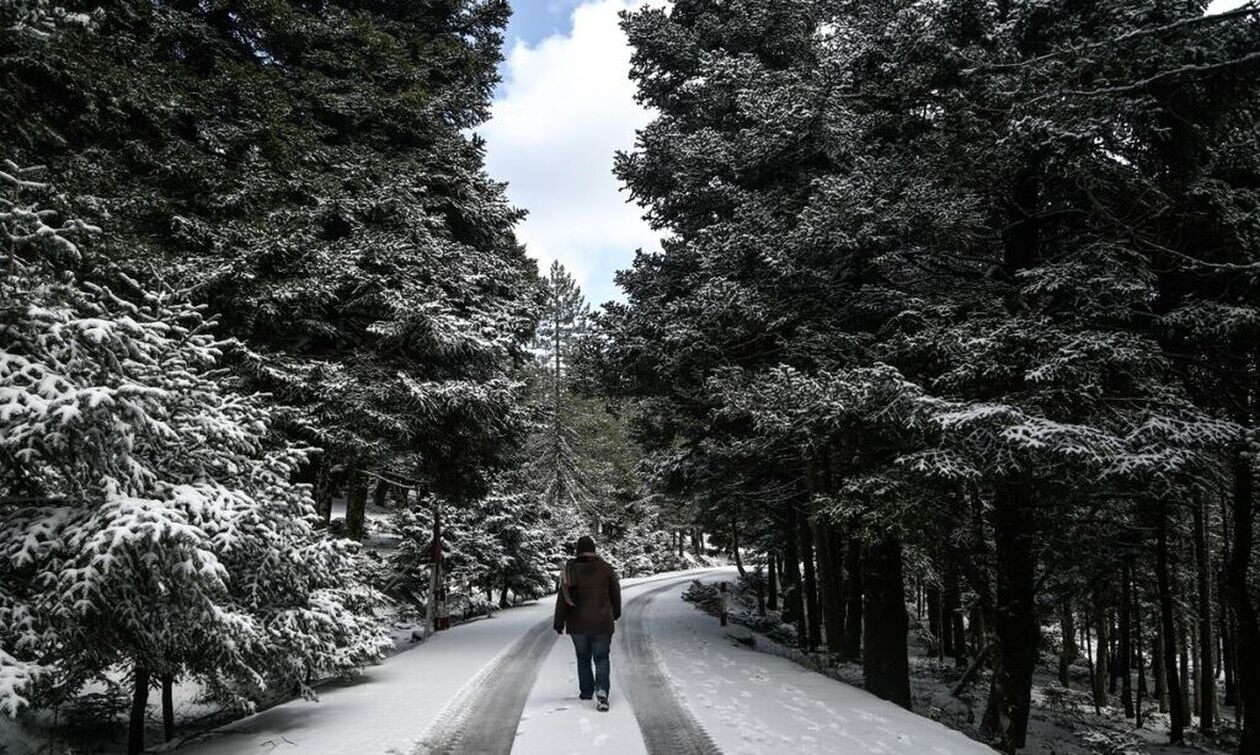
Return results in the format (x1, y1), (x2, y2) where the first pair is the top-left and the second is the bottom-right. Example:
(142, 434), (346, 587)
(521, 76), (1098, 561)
(483, 0), (660, 305)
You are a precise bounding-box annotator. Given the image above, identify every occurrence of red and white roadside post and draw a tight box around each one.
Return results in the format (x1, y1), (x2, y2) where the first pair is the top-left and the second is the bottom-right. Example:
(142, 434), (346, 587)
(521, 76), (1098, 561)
(719, 581), (730, 627)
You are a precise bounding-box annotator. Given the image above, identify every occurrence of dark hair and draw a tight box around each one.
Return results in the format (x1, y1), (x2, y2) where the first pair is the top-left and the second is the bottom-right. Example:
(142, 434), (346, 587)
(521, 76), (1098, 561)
(576, 535), (596, 554)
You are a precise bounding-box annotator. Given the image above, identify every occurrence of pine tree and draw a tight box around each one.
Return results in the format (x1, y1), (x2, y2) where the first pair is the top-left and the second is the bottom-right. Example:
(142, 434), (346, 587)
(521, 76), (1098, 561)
(529, 262), (595, 518)
(391, 473), (567, 612)
(0, 0), (539, 526)
(602, 2), (1260, 752)
(526, 261), (656, 550)
(0, 164), (388, 751)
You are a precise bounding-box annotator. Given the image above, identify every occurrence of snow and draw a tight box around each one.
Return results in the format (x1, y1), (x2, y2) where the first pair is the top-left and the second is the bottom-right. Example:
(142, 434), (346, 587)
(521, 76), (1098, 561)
(177, 570), (711, 754)
(169, 568), (998, 755)
(177, 598), (553, 754)
(651, 572), (997, 754)
(513, 636), (647, 754)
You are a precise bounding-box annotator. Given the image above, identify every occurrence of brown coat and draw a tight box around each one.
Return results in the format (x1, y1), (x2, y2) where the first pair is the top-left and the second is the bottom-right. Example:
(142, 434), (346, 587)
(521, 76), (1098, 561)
(553, 554), (621, 635)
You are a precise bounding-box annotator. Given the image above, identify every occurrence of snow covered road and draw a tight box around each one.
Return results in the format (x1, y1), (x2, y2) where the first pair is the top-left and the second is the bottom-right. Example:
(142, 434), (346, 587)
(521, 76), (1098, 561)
(180, 569), (996, 755)
(515, 569), (993, 755)
(513, 573), (723, 755)
(615, 579), (722, 755)
(414, 618), (556, 754)
(648, 572), (995, 754)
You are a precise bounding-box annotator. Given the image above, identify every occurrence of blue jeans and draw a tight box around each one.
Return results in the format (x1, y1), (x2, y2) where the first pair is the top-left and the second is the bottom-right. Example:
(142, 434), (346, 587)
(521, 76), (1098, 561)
(570, 633), (612, 698)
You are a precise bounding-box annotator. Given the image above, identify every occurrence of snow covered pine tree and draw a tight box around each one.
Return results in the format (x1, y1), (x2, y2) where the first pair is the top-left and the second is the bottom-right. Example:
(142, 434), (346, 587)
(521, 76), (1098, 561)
(0, 166), (388, 752)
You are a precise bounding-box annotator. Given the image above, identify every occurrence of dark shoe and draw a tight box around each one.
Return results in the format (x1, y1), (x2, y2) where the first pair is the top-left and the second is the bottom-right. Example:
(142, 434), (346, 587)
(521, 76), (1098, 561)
(579, 694), (592, 700)
(596, 691), (609, 712)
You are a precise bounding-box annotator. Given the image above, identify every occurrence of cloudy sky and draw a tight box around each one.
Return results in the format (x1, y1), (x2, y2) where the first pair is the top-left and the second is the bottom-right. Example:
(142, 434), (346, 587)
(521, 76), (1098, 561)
(482, 0), (656, 307)
(483, 0), (1250, 306)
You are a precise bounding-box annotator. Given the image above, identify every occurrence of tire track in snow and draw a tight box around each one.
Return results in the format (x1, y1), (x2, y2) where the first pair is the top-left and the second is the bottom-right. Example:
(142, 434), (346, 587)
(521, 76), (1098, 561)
(618, 579), (724, 755)
(413, 618), (556, 755)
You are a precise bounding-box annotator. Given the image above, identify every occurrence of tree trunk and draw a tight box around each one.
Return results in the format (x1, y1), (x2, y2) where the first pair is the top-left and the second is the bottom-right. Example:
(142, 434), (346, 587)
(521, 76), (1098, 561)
(1157, 499), (1186, 744)
(1093, 596), (1109, 710)
(1190, 616), (1200, 725)
(551, 294), (565, 515)
(1085, 611), (1100, 714)
(1109, 610), (1119, 695)
(1224, 446), (1260, 751)
(945, 559), (964, 666)
(755, 566), (766, 616)
(314, 456), (334, 525)
(1155, 616), (1168, 713)
(128, 664), (150, 755)
(983, 483), (1039, 753)
(1223, 603), (1238, 709)
(963, 485), (995, 662)
(800, 511), (822, 651)
(971, 604), (987, 658)
(783, 508), (805, 643)
(373, 479), (390, 509)
(814, 519), (844, 656)
(1059, 598), (1076, 688)
(843, 536), (863, 660)
(1136, 599), (1147, 728)
(832, 526), (847, 651)
(1179, 618), (1191, 728)
(1194, 495), (1217, 734)
(429, 497), (446, 633)
(767, 554), (779, 611)
(161, 673), (175, 742)
(862, 537), (911, 709)
(345, 464), (368, 540)
(1221, 484), (1238, 716)
(951, 643), (993, 698)
(731, 513), (746, 578)
(1121, 560), (1134, 718)
(927, 583), (943, 646)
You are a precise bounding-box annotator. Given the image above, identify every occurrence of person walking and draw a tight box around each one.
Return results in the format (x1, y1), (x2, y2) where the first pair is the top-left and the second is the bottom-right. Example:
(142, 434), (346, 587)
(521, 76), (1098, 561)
(554, 535), (621, 711)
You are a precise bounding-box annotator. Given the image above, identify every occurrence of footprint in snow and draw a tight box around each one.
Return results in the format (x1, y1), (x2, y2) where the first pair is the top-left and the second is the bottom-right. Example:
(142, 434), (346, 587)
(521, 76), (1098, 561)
(593, 733), (609, 747)
(579, 717), (593, 735)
